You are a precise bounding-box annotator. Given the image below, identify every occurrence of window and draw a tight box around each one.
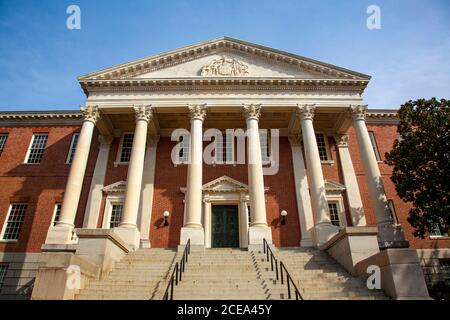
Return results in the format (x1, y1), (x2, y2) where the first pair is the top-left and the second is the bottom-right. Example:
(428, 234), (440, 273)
(66, 133), (79, 164)
(1, 204), (28, 241)
(260, 130), (270, 163)
(315, 133), (329, 161)
(215, 133), (233, 164)
(328, 202), (341, 227)
(178, 134), (190, 163)
(368, 131), (381, 161)
(430, 220), (449, 237)
(0, 264), (8, 289)
(26, 134), (48, 164)
(440, 260), (450, 285)
(119, 133), (134, 163)
(0, 134), (8, 156)
(52, 203), (62, 226)
(109, 204), (123, 228)
(387, 200), (398, 224)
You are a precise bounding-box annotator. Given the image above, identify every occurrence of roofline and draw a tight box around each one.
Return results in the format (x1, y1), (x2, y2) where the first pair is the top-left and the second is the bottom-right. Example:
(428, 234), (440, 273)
(78, 36), (371, 80)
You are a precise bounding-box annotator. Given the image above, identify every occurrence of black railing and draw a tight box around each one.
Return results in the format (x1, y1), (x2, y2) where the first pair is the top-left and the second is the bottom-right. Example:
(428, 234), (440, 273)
(263, 238), (303, 300)
(162, 239), (191, 300)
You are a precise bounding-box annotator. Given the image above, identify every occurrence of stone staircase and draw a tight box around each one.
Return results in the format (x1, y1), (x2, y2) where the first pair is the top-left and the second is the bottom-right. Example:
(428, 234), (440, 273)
(75, 248), (177, 300)
(74, 246), (388, 300)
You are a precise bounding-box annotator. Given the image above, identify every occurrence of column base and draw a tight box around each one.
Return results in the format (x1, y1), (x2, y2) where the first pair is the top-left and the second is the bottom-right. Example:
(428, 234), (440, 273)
(300, 238), (314, 247)
(140, 239), (151, 249)
(313, 222), (339, 247)
(45, 225), (78, 245)
(378, 223), (410, 249)
(180, 226), (205, 246)
(113, 226), (141, 251)
(247, 226), (272, 251)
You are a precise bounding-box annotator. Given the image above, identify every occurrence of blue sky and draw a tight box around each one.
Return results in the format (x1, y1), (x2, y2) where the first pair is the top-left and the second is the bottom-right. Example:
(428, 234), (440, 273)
(0, 0), (449, 111)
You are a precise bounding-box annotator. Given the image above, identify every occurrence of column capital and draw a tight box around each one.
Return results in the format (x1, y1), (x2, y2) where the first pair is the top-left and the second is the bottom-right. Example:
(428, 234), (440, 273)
(147, 134), (160, 147)
(239, 193), (249, 203)
(81, 105), (101, 124)
(188, 104), (207, 121)
(296, 104), (316, 121)
(203, 194), (210, 203)
(242, 104), (262, 121)
(134, 104), (153, 122)
(288, 134), (302, 146)
(335, 133), (349, 147)
(98, 134), (113, 147)
(348, 104), (368, 121)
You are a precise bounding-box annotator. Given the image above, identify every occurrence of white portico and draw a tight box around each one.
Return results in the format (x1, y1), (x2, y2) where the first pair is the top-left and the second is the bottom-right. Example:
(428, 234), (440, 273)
(44, 36), (408, 251)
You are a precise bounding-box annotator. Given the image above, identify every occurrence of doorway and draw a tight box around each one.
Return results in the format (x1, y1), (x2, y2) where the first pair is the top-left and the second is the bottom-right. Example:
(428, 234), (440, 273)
(211, 205), (239, 248)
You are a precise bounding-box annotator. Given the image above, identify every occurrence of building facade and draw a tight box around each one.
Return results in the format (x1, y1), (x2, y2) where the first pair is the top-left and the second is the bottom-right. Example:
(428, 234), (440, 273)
(0, 37), (448, 300)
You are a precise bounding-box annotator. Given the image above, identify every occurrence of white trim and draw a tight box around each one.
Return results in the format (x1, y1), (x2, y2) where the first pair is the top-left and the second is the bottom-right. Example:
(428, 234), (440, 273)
(103, 194), (125, 229)
(24, 133), (48, 164)
(368, 131), (381, 161)
(0, 133), (8, 156)
(315, 131), (333, 163)
(114, 132), (133, 167)
(23, 134), (35, 164)
(326, 196), (347, 228)
(65, 133), (80, 164)
(0, 203), (27, 242)
(51, 203), (62, 226)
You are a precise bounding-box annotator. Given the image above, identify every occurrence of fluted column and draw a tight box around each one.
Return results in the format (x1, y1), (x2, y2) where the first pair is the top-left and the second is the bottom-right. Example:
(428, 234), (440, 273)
(115, 105), (152, 249)
(297, 104), (338, 246)
(45, 105), (100, 244)
(180, 104), (207, 246)
(243, 104), (272, 249)
(349, 105), (408, 248)
(335, 133), (366, 226)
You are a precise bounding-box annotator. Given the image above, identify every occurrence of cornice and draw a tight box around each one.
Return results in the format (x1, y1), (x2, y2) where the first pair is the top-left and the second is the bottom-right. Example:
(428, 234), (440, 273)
(0, 111), (82, 126)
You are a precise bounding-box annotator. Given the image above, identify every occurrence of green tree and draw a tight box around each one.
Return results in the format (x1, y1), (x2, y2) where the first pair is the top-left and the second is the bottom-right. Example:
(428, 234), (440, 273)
(385, 98), (450, 238)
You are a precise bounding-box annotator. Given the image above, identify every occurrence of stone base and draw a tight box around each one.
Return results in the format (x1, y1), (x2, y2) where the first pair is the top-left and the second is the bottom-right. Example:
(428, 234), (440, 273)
(113, 226), (141, 251)
(247, 226), (272, 252)
(355, 248), (431, 299)
(313, 222), (339, 247)
(140, 239), (151, 249)
(180, 227), (205, 245)
(378, 223), (410, 249)
(45, 225), (78, 245)
(300, 238), (314, 247)
(320, 227), (380, 275)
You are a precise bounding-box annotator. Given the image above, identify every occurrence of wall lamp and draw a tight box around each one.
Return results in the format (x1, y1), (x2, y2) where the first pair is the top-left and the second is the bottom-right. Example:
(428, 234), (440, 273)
(280, 210), (287, 226)
(163, 211), (170, 227)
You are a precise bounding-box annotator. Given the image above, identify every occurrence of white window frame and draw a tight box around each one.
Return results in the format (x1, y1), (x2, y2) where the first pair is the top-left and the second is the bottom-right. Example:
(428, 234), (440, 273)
(387, 200), (399, 224)
(0, 133), (8, 156)
(368, 131), (382, 162)
(315, 132), (333, 164)
(177, 134), (190, 165)
(24, 133), (48, 164)
(214, 132), (234, 165)
(430, 220), (450, 239)
(1, 203), (28, 242)
(103, 194), (125, 229)
(114, 132), (134, 166)
(0, 263), (8, 289)
(326, 195), (347, 228)
(52, 203), (62, 226)
(259, 130), (271, 165)
(65, 133), (80, 164)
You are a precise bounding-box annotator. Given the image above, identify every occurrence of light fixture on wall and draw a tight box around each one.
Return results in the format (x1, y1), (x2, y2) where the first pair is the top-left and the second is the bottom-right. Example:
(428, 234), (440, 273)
(163, 211), (170, 227)
(280, 210), (287, 226)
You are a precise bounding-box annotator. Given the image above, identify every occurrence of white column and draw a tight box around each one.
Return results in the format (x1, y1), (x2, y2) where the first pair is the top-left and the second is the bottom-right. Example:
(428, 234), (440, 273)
(243, 104), (272, 249)
(83, 134), (113, 228)
(114, 105), (152, 250)
(297, 104), (338, 246)
(138, 134), (159, 248)
(349, 105), (408, 248)
(45, 105), (100, 244)
(335, 134), (366, 226)
(180, 104), (207, 246)
(203, 196), (211, 248)
(239, 195), (249, 248)
(288, 134), (314, 247)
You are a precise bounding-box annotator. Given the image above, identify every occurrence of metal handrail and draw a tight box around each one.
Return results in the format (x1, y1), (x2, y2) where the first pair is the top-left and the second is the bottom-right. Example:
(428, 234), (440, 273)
(263, 238), (303, 300)
(162, 239), (191, 300)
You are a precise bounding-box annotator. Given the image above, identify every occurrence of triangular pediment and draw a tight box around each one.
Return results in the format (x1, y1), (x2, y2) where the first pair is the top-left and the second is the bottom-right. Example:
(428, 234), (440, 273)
(79, 36), (370, 82)
(202, 176), (248, 192)
(103, 181), (127, 193)
(325, 179), (346, 192)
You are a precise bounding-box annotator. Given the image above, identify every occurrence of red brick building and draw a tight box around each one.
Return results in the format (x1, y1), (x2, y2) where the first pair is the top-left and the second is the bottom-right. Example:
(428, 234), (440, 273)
(0, 37), (448, 300)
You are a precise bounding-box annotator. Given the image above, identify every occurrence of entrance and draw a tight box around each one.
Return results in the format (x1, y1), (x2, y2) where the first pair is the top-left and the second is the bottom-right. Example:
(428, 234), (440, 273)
(211, 205), (239, 248)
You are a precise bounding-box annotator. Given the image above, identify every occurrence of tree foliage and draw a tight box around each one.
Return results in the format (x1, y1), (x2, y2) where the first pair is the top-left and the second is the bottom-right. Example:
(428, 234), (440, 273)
(385, 98), (450, 238)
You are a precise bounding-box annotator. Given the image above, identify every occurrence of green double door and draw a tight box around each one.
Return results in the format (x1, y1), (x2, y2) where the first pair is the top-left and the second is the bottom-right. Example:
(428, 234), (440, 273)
(211, 205), (239, 248)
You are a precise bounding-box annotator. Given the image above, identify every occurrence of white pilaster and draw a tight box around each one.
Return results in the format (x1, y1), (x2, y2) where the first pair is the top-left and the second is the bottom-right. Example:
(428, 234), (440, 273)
(114, 105), (152, 250)
(45, 105), (100, 244)
(239, 195), (250, 248)
(203, 196), (211, 248)
(349, 105), (408, 248)
(243, 104), (272, 249)
(335, 134), (367, 227)
(138, 134), (159, 248)
(288, 134), (314, 247)
(180, 104), (207, 246)
(297, 104), (338, 247)
(83, 135), (113, 228)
